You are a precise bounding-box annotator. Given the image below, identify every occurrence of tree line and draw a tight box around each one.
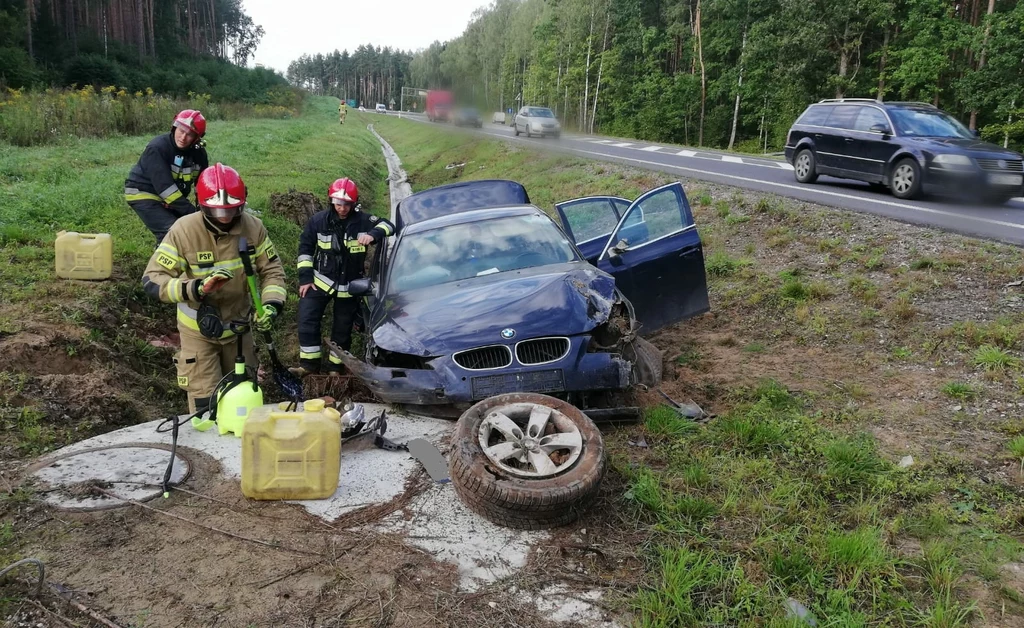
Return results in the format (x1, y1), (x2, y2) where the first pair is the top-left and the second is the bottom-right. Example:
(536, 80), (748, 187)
(405, 0), (1024, 152)
(0, 0), (278, 102)
(286, 46), (414, 109)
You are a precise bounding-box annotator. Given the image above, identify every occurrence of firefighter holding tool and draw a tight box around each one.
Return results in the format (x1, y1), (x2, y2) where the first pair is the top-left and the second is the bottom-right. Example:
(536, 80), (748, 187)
(142, 163), (286, 413)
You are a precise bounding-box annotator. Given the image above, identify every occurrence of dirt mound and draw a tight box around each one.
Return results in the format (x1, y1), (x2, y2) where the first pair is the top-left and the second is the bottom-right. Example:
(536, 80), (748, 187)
(0, 309), (180, 459)
(269, 189), (322, 225)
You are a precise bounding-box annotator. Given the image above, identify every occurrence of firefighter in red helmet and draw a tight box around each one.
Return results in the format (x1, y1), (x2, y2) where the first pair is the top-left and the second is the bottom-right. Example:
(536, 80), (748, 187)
(142, 163), (286, 414)
(291, 177), (396, 376)
(125, 109), (210, 242)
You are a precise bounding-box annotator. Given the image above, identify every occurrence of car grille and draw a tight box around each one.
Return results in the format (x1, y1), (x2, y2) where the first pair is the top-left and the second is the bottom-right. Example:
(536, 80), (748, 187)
(453, 345), (512, 370)
(542, 123), (556, 128)
(516, 337), (570, 365)
(977, 158), (1024, 172)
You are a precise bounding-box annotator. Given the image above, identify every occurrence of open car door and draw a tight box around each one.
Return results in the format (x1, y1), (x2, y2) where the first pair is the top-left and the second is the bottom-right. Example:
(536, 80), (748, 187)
(597, 183), (710, 333)
(554, 196), (630, 261)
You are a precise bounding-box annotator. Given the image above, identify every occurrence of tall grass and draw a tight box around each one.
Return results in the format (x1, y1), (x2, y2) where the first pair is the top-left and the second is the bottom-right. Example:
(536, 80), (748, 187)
(0, 85), (302, 146)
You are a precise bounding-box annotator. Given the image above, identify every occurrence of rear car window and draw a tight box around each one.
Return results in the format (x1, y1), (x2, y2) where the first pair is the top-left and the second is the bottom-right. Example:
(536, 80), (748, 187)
(824, 105), (861, 130)
(797, 105), (831, 126)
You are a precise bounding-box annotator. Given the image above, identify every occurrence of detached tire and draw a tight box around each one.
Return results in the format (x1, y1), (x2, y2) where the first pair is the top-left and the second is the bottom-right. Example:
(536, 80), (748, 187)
(449, 393), (606, 530)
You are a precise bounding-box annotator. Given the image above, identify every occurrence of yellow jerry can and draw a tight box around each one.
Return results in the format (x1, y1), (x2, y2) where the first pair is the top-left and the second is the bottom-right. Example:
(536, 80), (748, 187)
(55, 231), (113, 280)
(241, 399), (341, 500)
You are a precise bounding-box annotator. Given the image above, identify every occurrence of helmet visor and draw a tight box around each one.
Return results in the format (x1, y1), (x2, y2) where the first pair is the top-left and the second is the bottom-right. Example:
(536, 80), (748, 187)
(202, 205), (243, 220)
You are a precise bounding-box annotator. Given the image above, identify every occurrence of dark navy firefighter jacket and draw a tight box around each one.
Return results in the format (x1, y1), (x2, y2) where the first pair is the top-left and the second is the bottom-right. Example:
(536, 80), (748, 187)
(124, 131), (209, 215)
(297, 207), (396, 297)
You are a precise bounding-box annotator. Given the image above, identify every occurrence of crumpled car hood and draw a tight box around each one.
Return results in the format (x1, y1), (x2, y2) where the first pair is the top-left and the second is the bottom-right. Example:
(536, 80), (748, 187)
(373, 263), (617, 356)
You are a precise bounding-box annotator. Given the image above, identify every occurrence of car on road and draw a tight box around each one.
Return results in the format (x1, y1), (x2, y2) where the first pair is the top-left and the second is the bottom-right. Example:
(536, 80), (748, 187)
(492, 111), (506, 125)
(375, 103), (388, 114)
(453, 107), (483, 128)
(339, 179), (710, 412)
(785, 99), (1024, 204)
(513, 106), (562, 139)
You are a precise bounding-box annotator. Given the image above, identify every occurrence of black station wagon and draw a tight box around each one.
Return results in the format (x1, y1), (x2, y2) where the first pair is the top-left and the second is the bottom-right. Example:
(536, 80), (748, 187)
(785, 99), (1024, 204)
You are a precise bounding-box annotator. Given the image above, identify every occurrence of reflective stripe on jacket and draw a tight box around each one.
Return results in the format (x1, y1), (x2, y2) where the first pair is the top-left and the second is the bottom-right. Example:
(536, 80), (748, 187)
(296, 208), (395, 297)
(142, 212), (286, 334)
(125, 132), (209, 215)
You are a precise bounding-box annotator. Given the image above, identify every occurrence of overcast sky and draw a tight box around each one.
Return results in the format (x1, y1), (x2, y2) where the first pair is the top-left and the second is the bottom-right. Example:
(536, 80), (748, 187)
(243, 0), (490, 74)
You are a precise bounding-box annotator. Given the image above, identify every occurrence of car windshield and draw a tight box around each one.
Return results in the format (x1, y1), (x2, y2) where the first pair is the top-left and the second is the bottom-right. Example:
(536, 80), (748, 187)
(889, 108), (974, 138)
(528, 108), (555, 118)
(388, 214), (578, 292)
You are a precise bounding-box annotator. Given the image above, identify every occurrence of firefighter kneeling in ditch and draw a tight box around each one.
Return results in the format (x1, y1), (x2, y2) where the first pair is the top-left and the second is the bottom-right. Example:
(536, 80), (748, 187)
(142, 163), (287, 413)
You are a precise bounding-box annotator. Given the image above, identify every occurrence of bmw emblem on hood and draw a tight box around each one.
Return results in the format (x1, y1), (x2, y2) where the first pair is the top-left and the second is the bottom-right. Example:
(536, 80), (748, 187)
(501, 328), (516, 340)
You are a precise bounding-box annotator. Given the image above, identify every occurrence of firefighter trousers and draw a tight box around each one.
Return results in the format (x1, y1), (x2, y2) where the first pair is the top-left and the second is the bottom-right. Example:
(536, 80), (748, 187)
(174, 328), (256, 413)
(128, 199), (192, 243)
(297, 290), (360, 371)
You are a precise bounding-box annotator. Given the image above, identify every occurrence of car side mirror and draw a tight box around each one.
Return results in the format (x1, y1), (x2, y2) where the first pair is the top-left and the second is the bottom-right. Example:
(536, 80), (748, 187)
(870, 123), (892, 135)
(972, 129), (981, 138)
(348, 278), (373, 296)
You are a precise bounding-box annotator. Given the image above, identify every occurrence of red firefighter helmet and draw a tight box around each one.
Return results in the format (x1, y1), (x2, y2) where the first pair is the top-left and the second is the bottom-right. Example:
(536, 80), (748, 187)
(196, 163), (246, 220)
(328, 178), (359, 204)
(173, 109), (207, 138)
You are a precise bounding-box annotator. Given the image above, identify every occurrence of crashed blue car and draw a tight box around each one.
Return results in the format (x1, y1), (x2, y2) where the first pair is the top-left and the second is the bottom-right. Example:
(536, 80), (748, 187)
(341, 179), (710, 410)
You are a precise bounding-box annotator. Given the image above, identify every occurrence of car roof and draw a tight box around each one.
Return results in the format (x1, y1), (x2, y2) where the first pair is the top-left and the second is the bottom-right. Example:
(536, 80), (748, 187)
(400, 205), (547, 236)
(395, 179), (531, 230)
(810, 99), (939, 111)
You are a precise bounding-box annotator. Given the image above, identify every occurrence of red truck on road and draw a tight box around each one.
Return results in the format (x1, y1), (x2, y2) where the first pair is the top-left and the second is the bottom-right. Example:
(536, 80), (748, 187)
(426, 90), (453, 122)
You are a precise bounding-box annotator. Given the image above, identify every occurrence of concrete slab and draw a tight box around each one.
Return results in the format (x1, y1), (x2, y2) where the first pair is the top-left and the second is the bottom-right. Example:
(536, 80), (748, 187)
(377, 481), (545, 591)
(34, 403), (451, 520)
(29, 445), (190, 511)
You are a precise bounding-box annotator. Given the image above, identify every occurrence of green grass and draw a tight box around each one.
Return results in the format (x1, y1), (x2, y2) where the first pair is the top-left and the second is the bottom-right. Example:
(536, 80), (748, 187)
(705, 250), (745, 277)
(941, 382), (977, 401)
(0, 98), (390, 456)
(974, 345), (1019, 372)
(619, 379), (1023, 625)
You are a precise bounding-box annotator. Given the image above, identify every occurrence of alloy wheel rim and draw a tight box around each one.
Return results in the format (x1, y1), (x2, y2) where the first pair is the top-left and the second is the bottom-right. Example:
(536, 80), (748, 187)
(893, 165), (914, 193)
(478, 403), (583, 478)
(796, 154), (811, 178)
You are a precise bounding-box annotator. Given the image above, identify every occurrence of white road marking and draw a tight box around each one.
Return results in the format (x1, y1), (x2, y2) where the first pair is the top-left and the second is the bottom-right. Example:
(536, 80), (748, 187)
(558, 146), (1024, 233)
(640, 146), (664, 152)
(469, 127), (1024, 229)
(610, 142), (634, 147)
(676, 150), (697, 157)
(590, 139), (615, 144)
(722, 156), (744, 164)
(778, 162), (794, 170)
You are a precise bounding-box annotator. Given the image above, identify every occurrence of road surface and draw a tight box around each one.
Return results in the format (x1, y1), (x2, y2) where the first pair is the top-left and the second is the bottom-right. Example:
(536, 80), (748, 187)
(390, 111), (1024, 246)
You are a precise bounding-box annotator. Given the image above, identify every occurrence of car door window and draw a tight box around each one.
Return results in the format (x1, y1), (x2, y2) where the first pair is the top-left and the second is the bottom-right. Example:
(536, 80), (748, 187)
(824, 105), (860, 130)
(601, 184), (691, 260)
(556, 198), (629, 244)
(854, 107), (888, 133)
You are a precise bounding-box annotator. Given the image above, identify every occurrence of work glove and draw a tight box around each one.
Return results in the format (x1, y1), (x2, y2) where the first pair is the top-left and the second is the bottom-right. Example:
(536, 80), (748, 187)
(198, 268), (233, 298)
(254, 304), (278, 332)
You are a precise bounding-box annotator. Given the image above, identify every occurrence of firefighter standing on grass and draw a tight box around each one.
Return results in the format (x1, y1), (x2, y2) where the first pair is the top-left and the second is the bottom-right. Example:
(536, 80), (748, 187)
(291, 178), (395, 377)
(339, 100), (347, 125)
(125, 109), (210, 242)
(142, 163), (286, 414)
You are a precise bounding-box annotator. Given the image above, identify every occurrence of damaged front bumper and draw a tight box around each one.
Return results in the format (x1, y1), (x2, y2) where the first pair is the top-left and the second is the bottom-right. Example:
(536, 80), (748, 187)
(338, 336), (632, 406)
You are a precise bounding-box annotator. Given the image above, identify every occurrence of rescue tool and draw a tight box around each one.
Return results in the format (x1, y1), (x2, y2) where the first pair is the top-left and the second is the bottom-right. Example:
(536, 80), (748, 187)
(238, 236), (304, 403)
